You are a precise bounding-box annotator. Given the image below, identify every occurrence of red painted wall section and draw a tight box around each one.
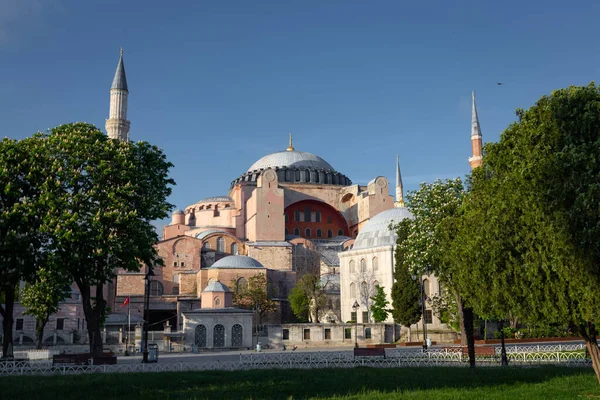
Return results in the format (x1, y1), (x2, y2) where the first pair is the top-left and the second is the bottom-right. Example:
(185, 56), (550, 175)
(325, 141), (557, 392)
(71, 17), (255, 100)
(284, 200), (349, 238)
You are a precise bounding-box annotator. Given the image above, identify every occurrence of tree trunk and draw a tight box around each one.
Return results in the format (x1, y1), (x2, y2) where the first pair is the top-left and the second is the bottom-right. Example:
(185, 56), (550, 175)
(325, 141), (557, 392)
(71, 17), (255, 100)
(78, 282), (105, 357)
(580, 322), (600, 384)
(36, 317), (48, 350)
(0, 285), (16, 358)
(499, 320), (508, 366)
(456, 294), (476, 369)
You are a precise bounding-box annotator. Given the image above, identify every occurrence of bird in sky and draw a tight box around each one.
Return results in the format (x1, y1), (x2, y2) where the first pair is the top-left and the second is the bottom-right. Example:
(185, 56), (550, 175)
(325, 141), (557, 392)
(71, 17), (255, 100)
(497, 82), (503, 85)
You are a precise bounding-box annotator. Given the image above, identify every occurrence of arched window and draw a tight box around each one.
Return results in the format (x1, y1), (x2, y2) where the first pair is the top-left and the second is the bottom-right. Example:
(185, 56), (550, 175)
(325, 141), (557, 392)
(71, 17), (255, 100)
(216, 237), (225, 253)
(230, 243), (239, 255)
(285, 170), (292, 181)
(305, 228), (311, 237)
(327, 230), (333, 238)
(316, 229), (322, 238)
(304, 206), (311, 222)
(361, 281), (368, 297)
(232, 324), (243, 347)
(360, 258), (366, 273)
(149, 281), (164, 296)
(295, 210), (301, 222)
(349, 260), (355, 273)
(372, 257), (378, 271)
(423, 279), (431, 297)
(294, 227), (300, 236)
(195, 325), (207, 347)
(316, 211), (321, 222)
(338, 229), (344, 236)
(373, 280), (380, 288)
(202, 242), (211, 250)
(349, 282), (356, 298)
(237, 277), (248, 292)
(213, 324), (225, 347)
(188, 213), (196, 225)
(214, 297), (221, 306)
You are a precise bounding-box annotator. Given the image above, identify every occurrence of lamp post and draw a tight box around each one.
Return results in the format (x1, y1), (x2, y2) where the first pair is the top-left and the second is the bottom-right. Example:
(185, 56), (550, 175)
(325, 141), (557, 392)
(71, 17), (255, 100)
(352, 301), (360, 348)
(420, 276), (428, 350)
(142, 266), (155, 363)
(254, 303), (261, 348)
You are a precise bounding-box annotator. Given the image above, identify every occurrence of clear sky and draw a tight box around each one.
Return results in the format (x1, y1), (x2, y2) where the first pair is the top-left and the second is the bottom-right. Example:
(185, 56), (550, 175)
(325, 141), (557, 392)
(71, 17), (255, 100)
(1, 0), (599, 230)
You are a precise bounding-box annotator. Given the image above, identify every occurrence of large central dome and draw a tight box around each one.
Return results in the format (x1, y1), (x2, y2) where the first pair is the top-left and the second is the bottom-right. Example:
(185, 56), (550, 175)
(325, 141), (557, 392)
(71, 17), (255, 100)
(230, 137), (352, 188)
(247, 150), (335, 172)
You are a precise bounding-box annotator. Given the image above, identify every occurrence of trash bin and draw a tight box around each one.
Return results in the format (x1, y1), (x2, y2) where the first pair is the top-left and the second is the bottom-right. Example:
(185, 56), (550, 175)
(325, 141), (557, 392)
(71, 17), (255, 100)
(426, 338), (432, 347)
(256, 342), (262, 352)
(148, 343), (159, 363)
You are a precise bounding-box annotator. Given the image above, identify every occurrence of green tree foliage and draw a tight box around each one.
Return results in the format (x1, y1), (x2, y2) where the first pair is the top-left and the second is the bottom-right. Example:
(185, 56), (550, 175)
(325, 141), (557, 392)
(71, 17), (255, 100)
(288, 284), (309, 322)
(454, 84), (600, 381)
(391, 220), (421, 328)
(232, 273), (277, 321)
(289, 274), (328, 323)
(393, 179), (477, 367)
(0, 137), (46, 358)
(21, 268), (71, 349)
(370, 285), (389, 323)
(37, 123), (174, 356)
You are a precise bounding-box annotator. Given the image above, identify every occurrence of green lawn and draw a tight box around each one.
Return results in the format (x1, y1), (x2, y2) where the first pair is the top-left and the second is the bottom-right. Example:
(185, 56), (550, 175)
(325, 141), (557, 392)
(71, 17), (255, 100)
(1, 366), (599, 399)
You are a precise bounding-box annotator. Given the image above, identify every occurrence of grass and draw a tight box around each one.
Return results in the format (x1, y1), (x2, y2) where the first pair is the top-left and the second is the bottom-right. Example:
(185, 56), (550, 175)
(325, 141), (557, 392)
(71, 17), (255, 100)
(1, 366), (599, 399)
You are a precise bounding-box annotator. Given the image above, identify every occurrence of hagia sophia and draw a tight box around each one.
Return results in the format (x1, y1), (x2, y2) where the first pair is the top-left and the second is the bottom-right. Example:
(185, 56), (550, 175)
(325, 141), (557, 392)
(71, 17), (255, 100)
(2, 50), (484, 349)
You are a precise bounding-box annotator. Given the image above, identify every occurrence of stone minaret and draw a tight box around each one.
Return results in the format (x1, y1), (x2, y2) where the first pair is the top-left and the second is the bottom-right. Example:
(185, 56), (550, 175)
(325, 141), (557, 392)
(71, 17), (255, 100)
(394, 154), (406, 208)
(468, 91), (483, 169)
(106, 49), (130, 141)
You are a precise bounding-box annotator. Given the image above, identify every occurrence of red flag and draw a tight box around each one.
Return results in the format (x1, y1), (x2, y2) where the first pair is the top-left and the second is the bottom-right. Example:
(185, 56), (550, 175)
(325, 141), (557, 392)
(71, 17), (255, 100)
(121, 296), (130, 307)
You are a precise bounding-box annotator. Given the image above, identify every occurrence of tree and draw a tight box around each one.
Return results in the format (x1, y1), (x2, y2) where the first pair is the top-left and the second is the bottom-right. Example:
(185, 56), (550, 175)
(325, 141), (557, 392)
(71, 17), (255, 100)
(37, 123), (174, 357)
(288, 284), (310, 322)
(21, 268), (71, 349)
(287, 273), (328, 323)
(0, 137), (46, 358)
(370, 285), (389, 323)
(232, 273), (277, 321)
(453, 84), (600, 381)
(393, 179), (477, 368)
(391, 220), (422, 341)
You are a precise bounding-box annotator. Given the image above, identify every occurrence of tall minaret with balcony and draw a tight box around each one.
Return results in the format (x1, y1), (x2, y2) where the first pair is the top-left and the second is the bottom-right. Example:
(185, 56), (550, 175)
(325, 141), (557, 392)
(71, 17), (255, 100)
(394, 154), (406, 208)
(106, 49), (130, 141)
(469, 91), (483, 169)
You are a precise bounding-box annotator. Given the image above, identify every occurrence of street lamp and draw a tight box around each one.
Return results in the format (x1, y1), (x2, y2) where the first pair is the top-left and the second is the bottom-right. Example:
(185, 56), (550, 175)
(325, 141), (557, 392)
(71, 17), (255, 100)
(254, 303), (262, 347)
(352, 301), (360, 348)
(142, 266), (155, 363)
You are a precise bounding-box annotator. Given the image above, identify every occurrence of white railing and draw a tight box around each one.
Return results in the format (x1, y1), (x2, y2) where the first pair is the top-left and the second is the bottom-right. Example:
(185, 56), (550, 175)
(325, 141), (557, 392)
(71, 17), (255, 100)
(0, 350), (591, 376)
(496, 344), (585, 354)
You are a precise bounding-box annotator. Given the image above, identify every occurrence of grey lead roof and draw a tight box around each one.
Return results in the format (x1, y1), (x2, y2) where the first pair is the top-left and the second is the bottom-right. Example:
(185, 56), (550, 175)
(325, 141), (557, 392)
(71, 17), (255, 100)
(352, 207), (413, 250)
(209, 255), (265, 269)
(203, 281), (232, 293)
(111, 50), (128, 91)
(247, 150), (336, 172)
(195, 196), (233, 204)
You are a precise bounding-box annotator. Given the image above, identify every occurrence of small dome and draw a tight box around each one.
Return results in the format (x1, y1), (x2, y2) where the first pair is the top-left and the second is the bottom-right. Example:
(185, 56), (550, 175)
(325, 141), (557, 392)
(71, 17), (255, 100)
(353, 207), (413, 250)
(203, 281), (232, 293)
(247, 150), (335, 172)
(173, 209), (184, 215)
(210, 255), (265, 269)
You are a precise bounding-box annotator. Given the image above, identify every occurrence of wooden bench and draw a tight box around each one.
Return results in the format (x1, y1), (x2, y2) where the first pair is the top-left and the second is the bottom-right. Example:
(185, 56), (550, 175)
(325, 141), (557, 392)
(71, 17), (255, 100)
(92, 350), (117, 365)
(52, 353), (91, 366)
(461, 346), (497, 357)
(354, 347), (386, 358)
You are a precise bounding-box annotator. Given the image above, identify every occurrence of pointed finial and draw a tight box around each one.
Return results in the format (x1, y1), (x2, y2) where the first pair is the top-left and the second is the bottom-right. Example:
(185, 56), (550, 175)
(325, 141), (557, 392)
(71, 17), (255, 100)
(286, 133), (295, 151)
(120, 47), (123, 56)
(395, 154), (405, 208)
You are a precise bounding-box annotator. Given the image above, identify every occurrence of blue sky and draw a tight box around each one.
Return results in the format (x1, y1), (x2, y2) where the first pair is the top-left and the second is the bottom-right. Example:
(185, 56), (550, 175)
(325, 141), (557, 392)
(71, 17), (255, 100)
(1, 0), (599, 230)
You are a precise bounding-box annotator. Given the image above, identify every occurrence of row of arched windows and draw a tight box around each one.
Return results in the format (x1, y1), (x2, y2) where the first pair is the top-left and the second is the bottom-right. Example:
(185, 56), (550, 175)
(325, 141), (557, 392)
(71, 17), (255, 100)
(349, 257), (378, 274)
(286, 228), (344, 238)
(194, 323), (243, 348)
(202, 238), (239, 255)
(348, 280), (380, 298)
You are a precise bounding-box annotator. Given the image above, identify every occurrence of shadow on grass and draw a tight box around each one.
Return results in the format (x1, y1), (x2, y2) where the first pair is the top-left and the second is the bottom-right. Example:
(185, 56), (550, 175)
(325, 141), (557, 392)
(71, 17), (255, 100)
(0, 366), (597, 399)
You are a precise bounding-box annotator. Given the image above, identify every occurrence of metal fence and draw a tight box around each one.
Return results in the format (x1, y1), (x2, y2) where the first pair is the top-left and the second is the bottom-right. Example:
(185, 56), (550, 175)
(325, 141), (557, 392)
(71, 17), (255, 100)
(0, 348), (592, 376)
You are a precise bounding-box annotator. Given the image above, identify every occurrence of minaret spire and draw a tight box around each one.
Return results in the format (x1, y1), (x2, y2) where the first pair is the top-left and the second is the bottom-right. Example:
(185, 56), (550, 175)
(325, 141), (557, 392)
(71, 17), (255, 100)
(394, 154), (406, 208)
(468, 91), (483, 169)
(106, 49), (130, 142)
(286, 133), (295, 151)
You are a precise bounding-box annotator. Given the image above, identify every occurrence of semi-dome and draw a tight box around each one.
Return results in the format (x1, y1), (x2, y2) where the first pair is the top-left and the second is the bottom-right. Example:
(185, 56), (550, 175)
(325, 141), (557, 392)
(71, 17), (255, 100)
(352, 207), (413, 250)
(210, 255), (265, 269)
(247, 150), (335, 172)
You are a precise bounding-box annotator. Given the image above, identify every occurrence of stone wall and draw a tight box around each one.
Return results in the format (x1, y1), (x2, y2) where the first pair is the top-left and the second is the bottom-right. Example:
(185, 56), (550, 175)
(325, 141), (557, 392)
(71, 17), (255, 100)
(267, 323), (399, 348)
